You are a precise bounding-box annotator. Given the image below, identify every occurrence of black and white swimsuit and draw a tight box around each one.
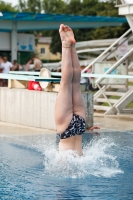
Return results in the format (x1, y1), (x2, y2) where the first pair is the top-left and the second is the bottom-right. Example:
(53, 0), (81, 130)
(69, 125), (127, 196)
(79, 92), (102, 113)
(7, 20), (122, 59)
(58, 114), (86, 139)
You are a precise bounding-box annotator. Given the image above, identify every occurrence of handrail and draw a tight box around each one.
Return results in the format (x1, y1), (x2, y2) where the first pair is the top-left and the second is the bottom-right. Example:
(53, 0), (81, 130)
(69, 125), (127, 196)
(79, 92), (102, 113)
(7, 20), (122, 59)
(82, 28), (132, 73)
(103, 32), (133, 61)
(95, 47), (133, 85)
(8, 71), (133, 79)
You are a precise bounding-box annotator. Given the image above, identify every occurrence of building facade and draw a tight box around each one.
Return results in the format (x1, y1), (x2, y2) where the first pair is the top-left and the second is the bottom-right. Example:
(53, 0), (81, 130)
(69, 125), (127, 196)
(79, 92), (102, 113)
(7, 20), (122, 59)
(36, 37), (61, 62)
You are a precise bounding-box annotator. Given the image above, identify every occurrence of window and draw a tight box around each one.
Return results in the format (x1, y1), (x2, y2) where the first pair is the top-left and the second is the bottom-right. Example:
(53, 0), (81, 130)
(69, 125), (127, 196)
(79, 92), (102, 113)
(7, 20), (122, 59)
(40, 48), (45, 54)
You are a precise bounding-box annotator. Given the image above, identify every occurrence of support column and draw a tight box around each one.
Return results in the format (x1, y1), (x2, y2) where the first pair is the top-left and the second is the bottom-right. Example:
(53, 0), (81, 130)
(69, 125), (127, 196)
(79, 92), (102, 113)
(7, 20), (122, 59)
(126, 16), (133, 33)
(11, 22), (17, 62)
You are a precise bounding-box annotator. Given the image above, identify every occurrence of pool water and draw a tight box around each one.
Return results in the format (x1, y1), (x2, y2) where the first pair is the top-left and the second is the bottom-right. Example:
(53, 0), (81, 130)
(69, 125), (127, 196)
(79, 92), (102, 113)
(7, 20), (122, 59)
(0, 131), (133, 200)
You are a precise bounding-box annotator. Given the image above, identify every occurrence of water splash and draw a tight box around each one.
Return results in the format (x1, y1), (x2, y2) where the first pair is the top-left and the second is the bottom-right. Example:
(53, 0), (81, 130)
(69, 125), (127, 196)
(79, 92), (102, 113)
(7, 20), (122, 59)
(0, 134), (123, 179)
(42, 136), (123, 178)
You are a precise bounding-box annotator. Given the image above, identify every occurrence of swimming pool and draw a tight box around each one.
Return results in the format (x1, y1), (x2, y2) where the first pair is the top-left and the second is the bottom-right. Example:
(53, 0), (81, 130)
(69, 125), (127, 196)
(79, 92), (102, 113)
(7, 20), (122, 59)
(0, 131), (133, 200)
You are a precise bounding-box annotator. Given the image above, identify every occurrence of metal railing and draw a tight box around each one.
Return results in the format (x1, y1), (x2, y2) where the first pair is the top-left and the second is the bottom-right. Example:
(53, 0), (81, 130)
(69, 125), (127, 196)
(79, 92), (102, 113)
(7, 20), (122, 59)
(82, 28), (132, 73)
(95, 47), (133, 85)
(103, 32), (132, 61)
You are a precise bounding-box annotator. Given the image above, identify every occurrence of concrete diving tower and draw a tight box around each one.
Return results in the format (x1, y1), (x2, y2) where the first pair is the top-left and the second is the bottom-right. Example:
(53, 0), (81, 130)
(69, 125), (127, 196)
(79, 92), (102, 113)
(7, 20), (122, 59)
(87, 0), (133, 116)
(117, 0), (133, 32)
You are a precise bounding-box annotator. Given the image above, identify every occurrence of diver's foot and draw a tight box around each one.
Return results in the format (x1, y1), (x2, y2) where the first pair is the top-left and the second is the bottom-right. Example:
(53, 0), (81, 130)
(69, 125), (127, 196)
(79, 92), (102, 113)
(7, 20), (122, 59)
(59, 24), (76, 47)
(64, 25), (76, 44)
(59, 24), (72, 48)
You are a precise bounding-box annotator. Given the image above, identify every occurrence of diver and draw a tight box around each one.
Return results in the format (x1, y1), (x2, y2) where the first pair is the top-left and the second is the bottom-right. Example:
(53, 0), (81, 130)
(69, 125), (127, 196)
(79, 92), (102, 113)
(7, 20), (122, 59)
(55, 24), (86, 156)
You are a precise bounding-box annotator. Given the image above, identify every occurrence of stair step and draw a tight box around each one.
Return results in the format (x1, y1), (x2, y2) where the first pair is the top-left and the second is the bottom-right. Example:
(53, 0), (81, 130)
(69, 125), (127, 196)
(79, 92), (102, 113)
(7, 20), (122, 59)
(94, 112), (104, 116)
(128, 79), (133, 82)
(121, 109), (133, 114)
(128, 85), (133, 89)
(96, 98), (118, 104)
(128, 71), (133, 75)
(94, 105), (110, 111)
(105, 92), (125, 96)
(110, 85), (126, 89)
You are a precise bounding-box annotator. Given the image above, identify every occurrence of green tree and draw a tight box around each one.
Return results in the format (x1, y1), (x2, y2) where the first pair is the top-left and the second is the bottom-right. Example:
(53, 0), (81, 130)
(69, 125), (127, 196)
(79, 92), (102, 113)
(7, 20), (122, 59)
(18, 0), (27, 11)
(42, 0), (66, 13)
(18, 0), (129, 55)
(18, 0), (42, 12)
(96, 1), (118, 17)
(48, 0), (128, 54)
(79, 0), (99, 16)
(0, 0), (18, 12)
(65, 0), (82, 15)
(49, 30), (62, 54)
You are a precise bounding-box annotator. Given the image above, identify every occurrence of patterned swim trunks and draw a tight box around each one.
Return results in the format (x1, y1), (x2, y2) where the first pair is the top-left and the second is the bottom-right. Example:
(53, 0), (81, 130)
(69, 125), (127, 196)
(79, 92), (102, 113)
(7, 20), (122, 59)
(58, 114), (86, 139)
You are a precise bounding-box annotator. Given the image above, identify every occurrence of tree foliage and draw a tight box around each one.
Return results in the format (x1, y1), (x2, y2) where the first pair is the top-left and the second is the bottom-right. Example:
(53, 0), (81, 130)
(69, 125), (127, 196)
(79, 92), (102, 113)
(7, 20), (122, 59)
(0, 0), (18, 12)
(18, 0), (42, 12)
(17, 0), (129, 54)
(42, 0), (66, 13)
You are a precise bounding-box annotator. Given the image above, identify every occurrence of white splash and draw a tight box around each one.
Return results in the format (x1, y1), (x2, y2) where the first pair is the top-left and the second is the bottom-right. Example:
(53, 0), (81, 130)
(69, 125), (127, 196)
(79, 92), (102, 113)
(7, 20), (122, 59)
(0, 134), (124, 178)
(42, 136), (123, 178)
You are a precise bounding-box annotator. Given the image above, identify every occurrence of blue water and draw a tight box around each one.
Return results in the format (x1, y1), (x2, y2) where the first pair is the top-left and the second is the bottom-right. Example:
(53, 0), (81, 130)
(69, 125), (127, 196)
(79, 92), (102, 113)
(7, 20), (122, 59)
(0, 131), (133, 200)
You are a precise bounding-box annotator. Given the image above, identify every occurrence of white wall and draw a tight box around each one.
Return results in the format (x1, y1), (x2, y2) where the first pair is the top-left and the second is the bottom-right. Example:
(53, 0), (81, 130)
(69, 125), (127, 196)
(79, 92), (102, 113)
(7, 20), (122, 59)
(0, 32), (10, 50)
(0, 88), (93, 130)
(0, 33), (35, 52)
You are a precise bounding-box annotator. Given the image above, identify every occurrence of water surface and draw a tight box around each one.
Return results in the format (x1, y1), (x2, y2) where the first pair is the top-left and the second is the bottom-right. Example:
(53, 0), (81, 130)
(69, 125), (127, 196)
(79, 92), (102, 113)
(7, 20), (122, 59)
(0, 131), (133, 200)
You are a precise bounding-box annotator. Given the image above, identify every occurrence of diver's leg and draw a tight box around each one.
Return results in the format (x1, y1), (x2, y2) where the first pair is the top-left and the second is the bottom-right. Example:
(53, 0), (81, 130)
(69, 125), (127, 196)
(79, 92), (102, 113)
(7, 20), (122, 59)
(64, 26), (86, 155)
(55, 24), (76, 151)
(55, 25), (73, 133)
(71, 45), (86, 119)
(71, 44), (86, 156)
(63, 25), (86, 119)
